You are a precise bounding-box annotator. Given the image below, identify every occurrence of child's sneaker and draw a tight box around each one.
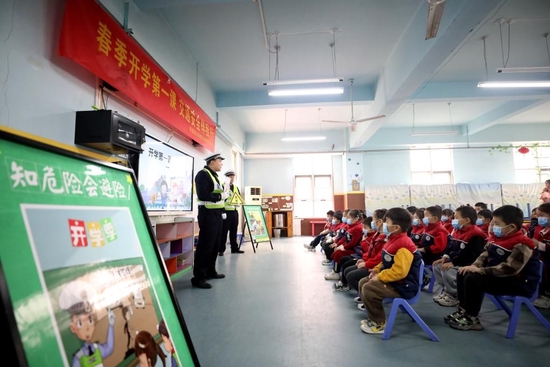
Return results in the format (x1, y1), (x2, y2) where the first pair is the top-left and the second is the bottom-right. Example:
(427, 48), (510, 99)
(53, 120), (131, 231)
(332, 281), (343, 289)
(361, 320), (386, 334)
(308, 246), (316, 252)
(321, 259), (332, 266)
(354, 296), (363, 304)
(360, 319), (374, 326)
(437, 294), (459, 307)
(303, 243), (310, 249)
(449, 314), (484, 331)
(324, 271), (340, 280)
(433, 292), (446, 302)
(357, 303), (366, 311)
(444, 309), (465, 324)
(533, 295), (550, 309)
(333, 283), (349, 292)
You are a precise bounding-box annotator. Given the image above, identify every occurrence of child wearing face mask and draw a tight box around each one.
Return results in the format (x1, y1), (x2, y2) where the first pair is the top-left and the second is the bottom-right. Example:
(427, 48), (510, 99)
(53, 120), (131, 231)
(444, 205), (540, 331)
(432, 206), (486, 307)
(530, 203), (550, 309)
(410, 209), (426, 247)
(441, 209), (454, 233)
(358, 207), (422, 335)
(476, 209), (492, 236)
(417, 206), (449, 265)
(321, 210), (348, 265)
(304, 210), (335, 251)
(325, 210), (365, 281)
(522, 207), (539, 238)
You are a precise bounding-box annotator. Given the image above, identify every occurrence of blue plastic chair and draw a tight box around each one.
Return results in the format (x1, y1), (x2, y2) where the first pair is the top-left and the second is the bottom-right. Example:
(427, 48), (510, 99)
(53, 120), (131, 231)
(485, 261), (550, 339)
(424, 264), (436, 293)
(381, 262), (440, 341)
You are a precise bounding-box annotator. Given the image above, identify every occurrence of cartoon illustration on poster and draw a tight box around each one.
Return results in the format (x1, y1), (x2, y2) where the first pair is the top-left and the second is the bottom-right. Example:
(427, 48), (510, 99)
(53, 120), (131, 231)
(21, 204), (181, 367)
(242, 205), (270, 243)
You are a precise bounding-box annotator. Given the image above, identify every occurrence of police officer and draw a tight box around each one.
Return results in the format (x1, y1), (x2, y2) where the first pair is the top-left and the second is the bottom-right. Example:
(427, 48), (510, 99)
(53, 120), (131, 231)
(192, 152), (227, 289)
(219, 169), (244, 256)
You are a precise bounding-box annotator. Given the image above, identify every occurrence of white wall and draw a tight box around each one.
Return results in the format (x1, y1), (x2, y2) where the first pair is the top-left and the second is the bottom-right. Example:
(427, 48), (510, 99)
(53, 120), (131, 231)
(243, 158), (293, 195)
(363, 150), (411, 185)
(453, 148), (515, 183)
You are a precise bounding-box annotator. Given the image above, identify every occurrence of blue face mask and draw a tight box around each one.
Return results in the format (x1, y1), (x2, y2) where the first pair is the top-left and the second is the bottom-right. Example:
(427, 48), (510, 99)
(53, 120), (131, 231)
(412, 218), (419, 226)
(342, 218), (348, 224)
(492, 225), (504, 237)
(363, 229), (368, 235)
(538, 216), (549, 227)
(422, 217), (430, 226)
(326, 217), (330, 221)
(451, 219), (462, 230)
(331, 219), (337, 225)
(441, 215), (448, 222)
(476, 218), (483, 226)
(382, 222), (391, 236)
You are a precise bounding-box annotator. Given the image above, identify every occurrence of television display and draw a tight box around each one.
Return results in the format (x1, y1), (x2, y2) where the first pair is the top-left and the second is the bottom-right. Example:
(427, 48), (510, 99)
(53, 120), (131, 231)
(138, 134), (194, 211)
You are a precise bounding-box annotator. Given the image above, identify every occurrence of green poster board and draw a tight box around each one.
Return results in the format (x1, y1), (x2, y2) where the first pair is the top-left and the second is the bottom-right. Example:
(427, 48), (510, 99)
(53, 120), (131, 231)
(0, 129), (200, 367)
(242, 205), (271, 243)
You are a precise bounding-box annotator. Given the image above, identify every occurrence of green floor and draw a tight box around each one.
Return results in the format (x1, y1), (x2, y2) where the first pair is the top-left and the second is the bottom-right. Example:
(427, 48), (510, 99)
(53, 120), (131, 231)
(173, 236), (550, 367)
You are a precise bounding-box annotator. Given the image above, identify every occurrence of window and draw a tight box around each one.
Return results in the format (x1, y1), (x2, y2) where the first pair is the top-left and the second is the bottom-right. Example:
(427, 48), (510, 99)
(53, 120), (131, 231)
(410, 149), (453, 184)
(513, 145), (550, 183)
(294, 175), (334, 218)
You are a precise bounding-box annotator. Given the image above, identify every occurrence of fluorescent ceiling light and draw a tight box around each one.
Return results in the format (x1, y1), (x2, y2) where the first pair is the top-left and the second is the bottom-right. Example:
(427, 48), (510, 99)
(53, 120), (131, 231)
(281, 136), (327, 141)
(425, 0), (445, 40)
(268, 88), (344, 97)
(477, 81), (550, 88)
(409, 131), (460, 136)
(263, 78), (344, 86)
(497, 67), (550, 74)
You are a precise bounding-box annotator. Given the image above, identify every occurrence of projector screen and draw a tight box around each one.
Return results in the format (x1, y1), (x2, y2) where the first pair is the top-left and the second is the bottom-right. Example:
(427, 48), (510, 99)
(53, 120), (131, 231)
(138, 134), (194, 211)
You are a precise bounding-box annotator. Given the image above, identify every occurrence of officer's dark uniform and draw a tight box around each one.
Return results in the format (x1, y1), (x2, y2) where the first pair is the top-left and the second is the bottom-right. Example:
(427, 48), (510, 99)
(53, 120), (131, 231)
(193, 154), (226, 288)
(220, 174), (243, 254)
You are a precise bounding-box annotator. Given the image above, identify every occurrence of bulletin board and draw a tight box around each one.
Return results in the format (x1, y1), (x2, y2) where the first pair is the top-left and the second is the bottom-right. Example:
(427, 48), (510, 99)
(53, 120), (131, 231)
(261, 195), (294, 211)
(0, 128), (200, 367)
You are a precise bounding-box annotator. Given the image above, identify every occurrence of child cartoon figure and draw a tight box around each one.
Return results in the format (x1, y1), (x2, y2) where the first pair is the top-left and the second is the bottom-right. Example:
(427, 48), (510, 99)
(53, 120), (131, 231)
(135, 331), (166, 367)
(158, 320), (178, 367)
(58, 280), (115, 367)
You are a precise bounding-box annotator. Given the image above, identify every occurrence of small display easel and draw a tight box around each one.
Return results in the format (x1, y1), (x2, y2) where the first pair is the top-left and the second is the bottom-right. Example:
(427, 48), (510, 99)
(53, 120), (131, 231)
(240, 205), (273, 253)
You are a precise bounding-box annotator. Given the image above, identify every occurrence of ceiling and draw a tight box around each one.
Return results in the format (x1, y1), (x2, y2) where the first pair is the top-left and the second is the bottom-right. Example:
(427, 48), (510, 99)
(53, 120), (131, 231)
(133, 0), (550, 145)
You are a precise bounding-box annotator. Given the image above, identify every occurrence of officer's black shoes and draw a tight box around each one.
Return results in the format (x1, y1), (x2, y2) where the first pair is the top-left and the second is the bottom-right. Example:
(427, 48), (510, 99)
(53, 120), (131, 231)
(218, 252), (224, 256)
(191, 278), (212, 289)
(208, 273), (225, 279)
(231, 249), (245, 254)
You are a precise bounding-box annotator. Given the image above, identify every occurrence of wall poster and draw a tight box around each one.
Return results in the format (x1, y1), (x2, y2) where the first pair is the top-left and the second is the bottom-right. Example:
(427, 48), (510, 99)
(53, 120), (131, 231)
(0, 128), (200, 366)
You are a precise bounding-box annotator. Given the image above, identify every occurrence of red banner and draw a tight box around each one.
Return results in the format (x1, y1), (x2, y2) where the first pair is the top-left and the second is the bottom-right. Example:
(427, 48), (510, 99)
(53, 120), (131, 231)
(59, 0), (216, 151)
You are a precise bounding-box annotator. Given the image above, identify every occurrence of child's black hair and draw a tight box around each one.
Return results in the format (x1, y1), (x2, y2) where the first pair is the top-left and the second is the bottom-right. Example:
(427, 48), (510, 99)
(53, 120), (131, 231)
(426, 206), (443, 220)
(492, 205), (524, 230)
(477, 209), (493, 220)
(455, 205), (477, 225)
(384, 207), (413, 232)
(475, 202), (488, 210)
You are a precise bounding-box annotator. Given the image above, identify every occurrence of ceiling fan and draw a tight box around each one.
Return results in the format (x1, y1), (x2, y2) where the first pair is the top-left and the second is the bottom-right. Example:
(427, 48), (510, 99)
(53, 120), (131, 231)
(322, 79), (385, 132)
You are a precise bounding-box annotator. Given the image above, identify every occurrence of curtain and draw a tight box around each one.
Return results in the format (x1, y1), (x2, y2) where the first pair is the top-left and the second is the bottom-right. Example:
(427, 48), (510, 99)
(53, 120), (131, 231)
(455, 183), (502, 211)
(501, 183), (542, 217)
(410, 184), (458, 209)
(365, 185), (410, 216)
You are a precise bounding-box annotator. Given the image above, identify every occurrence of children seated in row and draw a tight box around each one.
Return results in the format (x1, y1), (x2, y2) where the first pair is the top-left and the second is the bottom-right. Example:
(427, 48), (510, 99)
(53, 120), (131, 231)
(474, 202), (488, 212)
(358, 207), (423, 334)
(335, 211), (387, 292)
(324, 210), (365, 280)
(528, 203), (550, 309)
(432, 206), (486, 307)
(445, 205), (540, 331)
(304, 210), (334, 251)
(476, 209), (492, 235)
(418, 206), (450, 265)
(321, 210), (347, 265)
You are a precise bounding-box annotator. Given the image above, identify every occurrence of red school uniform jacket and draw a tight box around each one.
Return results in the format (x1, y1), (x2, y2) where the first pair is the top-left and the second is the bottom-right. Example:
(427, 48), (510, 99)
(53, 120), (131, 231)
(442, 220), (454, 234)
(410, 223), (426, 246)
(363, 233), (387, 269)
(420, 221), (449, 256)
(360, 231), (378, 253)
(477, 222), (490, 236)
(336, 220), (364, 251)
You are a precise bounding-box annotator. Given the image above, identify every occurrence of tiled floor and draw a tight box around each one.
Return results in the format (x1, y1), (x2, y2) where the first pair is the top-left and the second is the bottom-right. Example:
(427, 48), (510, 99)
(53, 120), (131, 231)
(173, 236), (550, 367)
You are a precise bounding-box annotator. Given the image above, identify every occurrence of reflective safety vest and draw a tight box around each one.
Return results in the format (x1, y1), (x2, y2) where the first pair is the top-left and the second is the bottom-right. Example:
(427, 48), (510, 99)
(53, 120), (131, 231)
(74, 343), (103, 367)
(199, 169), (225, 209)
(224, 184), (240, 211)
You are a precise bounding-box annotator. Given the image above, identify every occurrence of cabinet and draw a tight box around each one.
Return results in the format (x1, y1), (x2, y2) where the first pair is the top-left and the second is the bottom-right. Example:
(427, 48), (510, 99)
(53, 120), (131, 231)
(150, 216), (195, 279)
(265, 210), (293, 238)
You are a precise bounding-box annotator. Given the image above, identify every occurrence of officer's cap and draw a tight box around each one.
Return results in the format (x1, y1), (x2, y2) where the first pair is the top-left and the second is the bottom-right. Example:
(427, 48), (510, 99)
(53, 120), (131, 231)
(225, 169), (236, 177)
(205, 152), (225, 163)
